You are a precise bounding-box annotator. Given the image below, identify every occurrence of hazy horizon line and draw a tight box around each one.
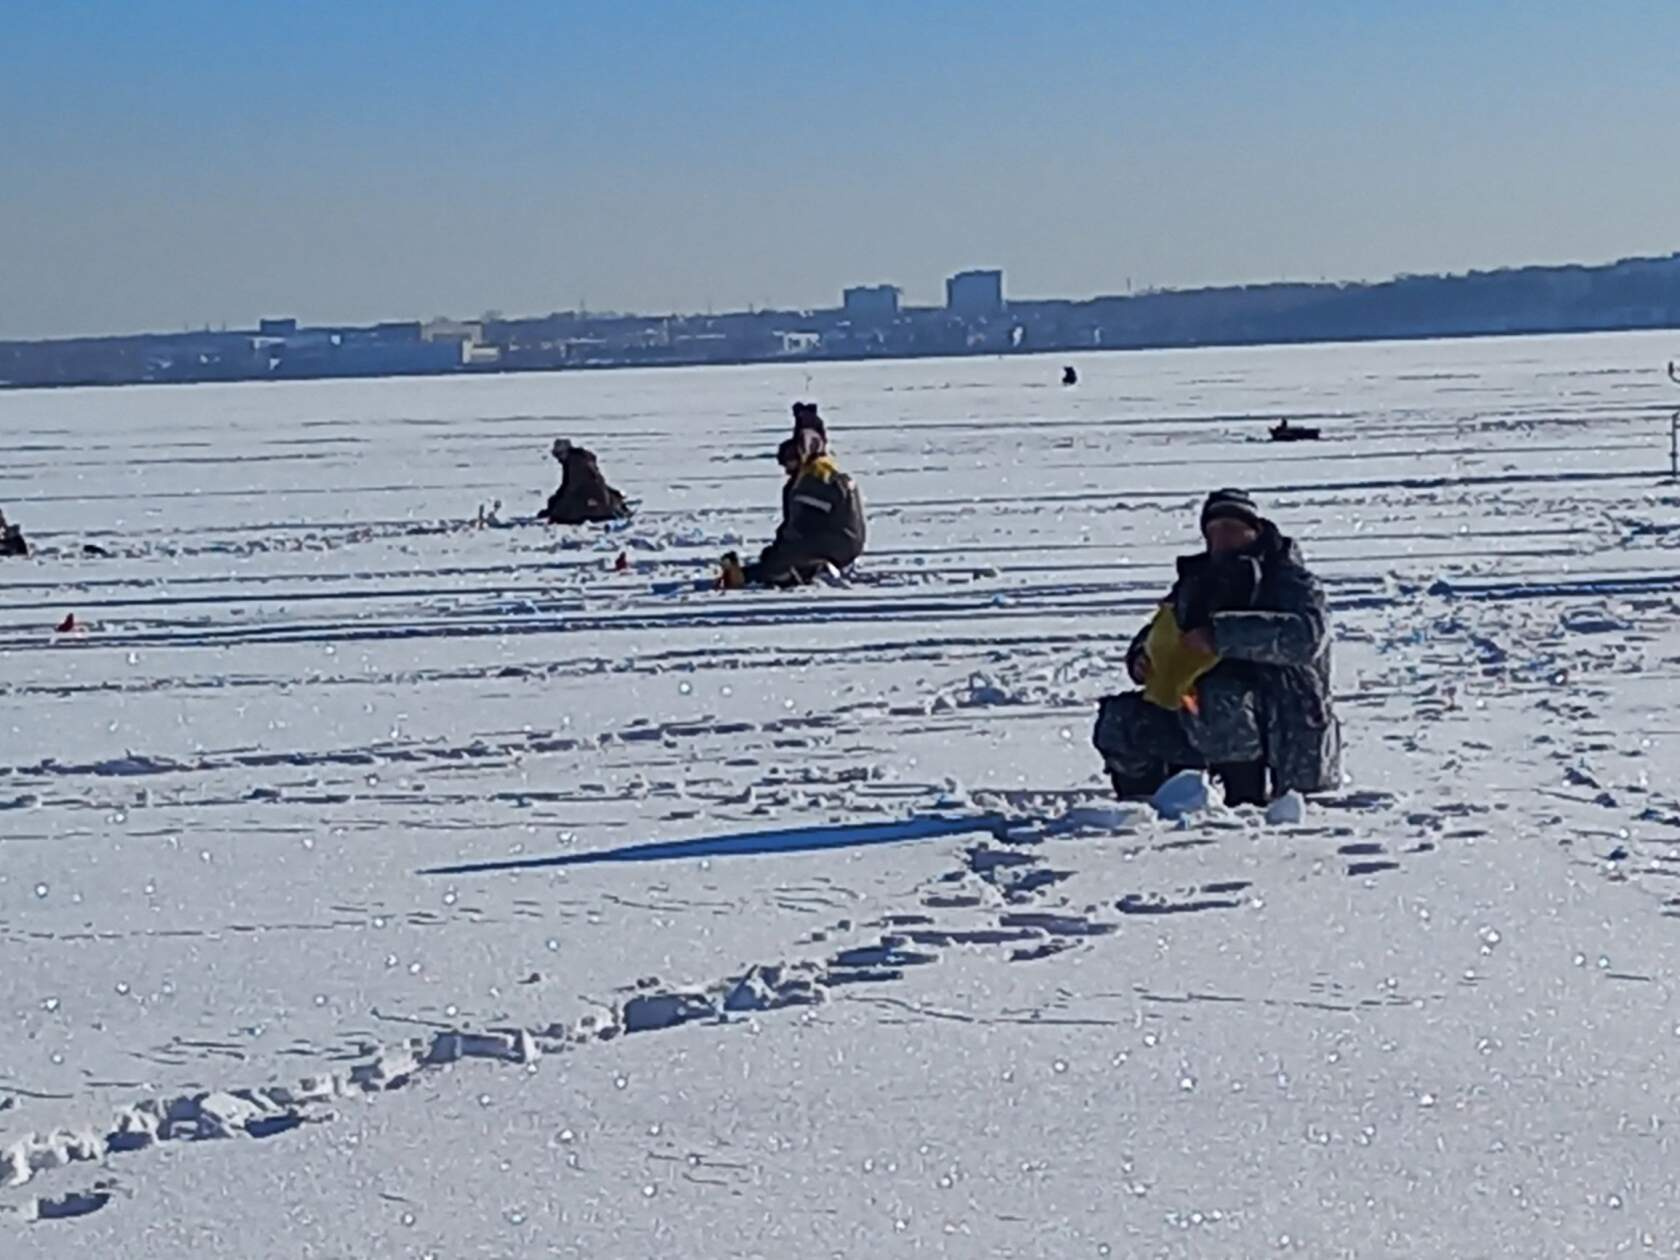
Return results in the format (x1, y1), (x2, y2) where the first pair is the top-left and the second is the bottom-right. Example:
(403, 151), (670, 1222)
(11, 243), (1678, 346)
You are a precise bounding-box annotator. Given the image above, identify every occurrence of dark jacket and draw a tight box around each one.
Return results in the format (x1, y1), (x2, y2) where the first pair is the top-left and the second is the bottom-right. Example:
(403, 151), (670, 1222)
(543, 449), (631, 525)
(0, 512), (27, 558)
(1129, 524), (1340, 793)
(754, 452), (866, 581)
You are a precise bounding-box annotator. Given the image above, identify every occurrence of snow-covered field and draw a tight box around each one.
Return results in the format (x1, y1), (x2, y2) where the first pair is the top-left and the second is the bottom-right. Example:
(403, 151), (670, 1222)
(4, 332), (1680, 1256)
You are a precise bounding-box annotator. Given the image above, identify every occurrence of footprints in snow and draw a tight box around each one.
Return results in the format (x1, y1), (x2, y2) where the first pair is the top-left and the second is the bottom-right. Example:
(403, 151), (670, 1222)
(3, 793), (1457, 1230)
(0, 957), (828, 1226)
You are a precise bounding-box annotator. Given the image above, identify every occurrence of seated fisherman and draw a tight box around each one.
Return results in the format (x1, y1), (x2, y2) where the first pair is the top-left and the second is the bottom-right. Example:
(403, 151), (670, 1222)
(1092, 489), (1340, 806)
(722, 430), (865, 588)
(540, 439), (631, 525)
(0, 509), (29, 558)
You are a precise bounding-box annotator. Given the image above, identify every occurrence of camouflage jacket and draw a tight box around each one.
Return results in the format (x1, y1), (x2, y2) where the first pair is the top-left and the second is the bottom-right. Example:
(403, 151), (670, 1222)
(1131, 525), (1340, 793)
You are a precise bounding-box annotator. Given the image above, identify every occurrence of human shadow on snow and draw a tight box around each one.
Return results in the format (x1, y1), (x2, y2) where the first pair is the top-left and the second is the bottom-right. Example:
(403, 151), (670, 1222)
(420, 814), (1010, 876)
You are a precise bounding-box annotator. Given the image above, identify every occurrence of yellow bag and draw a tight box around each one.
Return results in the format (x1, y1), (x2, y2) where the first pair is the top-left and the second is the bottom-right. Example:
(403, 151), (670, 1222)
(1141, 605), (1220, 712)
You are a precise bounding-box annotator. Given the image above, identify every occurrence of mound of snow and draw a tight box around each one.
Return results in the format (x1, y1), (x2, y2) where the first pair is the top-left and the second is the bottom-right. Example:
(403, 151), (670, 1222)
(932, 778), (971, 808)
(621, 990), (716, 1034)
(1151, 770), (1222, 820)
(1265, 791), (1307, 825)
(723, 962), (825, 1013)
(962, 672), (1015, 706)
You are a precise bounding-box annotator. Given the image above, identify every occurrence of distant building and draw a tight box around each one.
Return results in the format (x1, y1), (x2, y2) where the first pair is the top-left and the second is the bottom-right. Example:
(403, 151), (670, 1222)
(843, 284), (901, 322)
(368, 321), (423, 342)
(245, 321), (466, 377)
(422, 318), (484, 346)
(776, 330), (821, 356)
(946, 270), (1004, 316)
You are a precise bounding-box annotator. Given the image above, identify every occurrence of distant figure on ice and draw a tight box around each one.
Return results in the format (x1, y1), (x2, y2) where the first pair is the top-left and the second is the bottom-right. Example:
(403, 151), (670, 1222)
(721, 429), (865, 588)
(1062, 365), (1078, 387)
(1269, 417), (1321, 442)
(540, 439), (631, 525)
(0, 509), (29, 558)
(1092, 489), (1339, 806)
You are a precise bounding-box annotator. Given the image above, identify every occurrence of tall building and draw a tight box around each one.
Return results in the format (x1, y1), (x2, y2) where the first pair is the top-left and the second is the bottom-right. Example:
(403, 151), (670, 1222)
(842, 284), (901, 322)
(946, 270), (1004, 316)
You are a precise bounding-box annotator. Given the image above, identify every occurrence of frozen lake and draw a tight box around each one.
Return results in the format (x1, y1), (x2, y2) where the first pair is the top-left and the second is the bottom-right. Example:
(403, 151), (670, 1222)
(4, 332), (1680, 1254)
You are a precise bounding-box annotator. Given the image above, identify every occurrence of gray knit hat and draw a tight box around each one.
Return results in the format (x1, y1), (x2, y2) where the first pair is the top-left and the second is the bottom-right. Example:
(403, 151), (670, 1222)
(1201, 488), (1262, 533)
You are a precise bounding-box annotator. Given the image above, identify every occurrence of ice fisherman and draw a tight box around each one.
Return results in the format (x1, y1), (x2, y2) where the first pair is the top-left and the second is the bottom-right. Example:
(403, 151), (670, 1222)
(0, 509), (28, 558)
(721, 428), (866, 588)
(1092, 488), (1340, 806)
(540, 439), (631, 525)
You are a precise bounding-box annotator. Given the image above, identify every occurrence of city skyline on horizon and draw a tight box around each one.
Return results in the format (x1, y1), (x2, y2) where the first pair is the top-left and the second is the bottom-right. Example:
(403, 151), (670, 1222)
(9, 244), (1678, 346)
(5, 2), (1680, 341)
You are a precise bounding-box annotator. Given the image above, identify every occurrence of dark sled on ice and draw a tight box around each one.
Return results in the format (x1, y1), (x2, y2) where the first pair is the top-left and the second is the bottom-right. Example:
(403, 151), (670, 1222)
(1269, 419), (1321, 442)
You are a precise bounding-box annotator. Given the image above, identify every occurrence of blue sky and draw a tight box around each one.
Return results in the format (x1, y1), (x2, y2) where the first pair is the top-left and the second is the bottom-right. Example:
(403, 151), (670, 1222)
(3, 0), (1677, 338)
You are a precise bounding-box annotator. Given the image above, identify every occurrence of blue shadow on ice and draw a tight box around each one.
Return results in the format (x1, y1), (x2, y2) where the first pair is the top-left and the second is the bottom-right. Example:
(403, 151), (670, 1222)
(419, 813), (1007, 876)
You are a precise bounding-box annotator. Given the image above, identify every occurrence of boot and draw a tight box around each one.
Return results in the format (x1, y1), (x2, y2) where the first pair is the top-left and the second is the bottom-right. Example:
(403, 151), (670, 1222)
(1108, 763), (1167, 801)
(1213, 761), (1267, 808)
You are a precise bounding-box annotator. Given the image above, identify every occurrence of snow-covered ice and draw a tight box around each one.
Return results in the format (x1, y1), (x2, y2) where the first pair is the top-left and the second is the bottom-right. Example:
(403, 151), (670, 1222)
(4, 333), (1680, 1254)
